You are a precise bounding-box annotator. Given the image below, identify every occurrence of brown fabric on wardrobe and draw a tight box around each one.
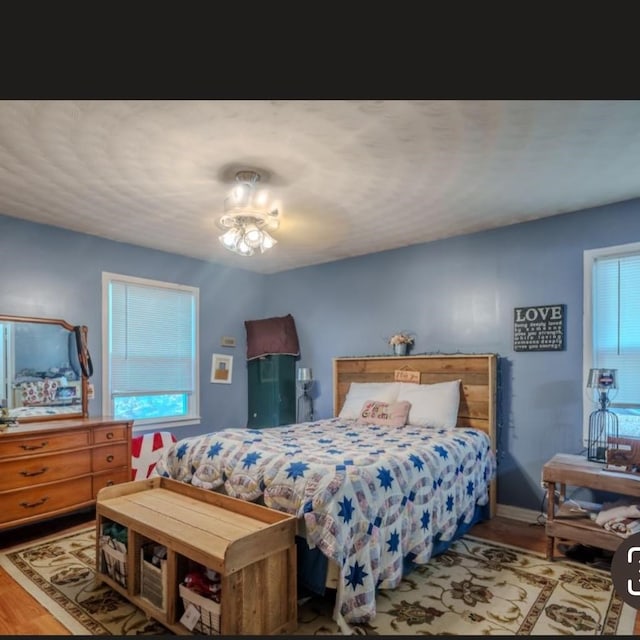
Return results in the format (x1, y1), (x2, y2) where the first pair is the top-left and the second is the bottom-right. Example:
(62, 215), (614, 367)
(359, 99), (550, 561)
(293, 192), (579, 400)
(244, 313), (300, 360)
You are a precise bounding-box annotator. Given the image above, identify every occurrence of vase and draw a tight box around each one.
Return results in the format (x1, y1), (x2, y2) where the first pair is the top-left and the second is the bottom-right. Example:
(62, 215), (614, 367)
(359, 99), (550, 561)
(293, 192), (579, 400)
(393, 343), (407, 356)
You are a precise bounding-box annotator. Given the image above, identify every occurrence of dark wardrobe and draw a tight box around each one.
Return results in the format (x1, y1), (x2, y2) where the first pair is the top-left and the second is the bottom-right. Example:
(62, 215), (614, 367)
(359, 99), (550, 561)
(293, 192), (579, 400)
(247, 354), (296, 428)
(245, 314), (299, 429)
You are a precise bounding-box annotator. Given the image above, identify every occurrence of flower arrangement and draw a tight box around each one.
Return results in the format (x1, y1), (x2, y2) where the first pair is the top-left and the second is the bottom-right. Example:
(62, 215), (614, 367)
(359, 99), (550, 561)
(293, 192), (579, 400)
(388, 332), (415, 346)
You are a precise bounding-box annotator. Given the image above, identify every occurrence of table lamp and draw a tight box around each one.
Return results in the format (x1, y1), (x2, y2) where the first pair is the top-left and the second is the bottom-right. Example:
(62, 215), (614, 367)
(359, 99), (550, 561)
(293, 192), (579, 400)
(586, 368), (618, 462)
(296, 367), (314, 423)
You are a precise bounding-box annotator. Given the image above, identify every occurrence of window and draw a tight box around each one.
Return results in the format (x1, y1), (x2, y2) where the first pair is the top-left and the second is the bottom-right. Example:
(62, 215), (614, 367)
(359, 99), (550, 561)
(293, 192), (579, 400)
(584, 242), (640, 440)
(102, 272), (199, 428)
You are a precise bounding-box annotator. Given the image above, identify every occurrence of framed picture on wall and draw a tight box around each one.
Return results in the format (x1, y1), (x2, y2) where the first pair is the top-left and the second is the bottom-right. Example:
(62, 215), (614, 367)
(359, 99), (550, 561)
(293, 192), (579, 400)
(211, 353), (233, 384)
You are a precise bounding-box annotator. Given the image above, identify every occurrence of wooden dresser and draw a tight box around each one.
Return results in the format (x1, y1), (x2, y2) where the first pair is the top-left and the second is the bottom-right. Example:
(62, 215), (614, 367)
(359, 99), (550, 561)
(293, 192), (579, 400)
(0, 417), (132, 531)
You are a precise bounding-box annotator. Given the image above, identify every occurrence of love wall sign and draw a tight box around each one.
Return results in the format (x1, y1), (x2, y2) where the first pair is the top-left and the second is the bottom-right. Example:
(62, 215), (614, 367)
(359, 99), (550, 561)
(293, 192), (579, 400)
(513, 304), (566, 352)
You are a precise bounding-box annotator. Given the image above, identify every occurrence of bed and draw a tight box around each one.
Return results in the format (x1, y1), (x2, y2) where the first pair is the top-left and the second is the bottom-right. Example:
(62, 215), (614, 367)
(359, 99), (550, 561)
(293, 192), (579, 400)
(155, 354), (497, 630)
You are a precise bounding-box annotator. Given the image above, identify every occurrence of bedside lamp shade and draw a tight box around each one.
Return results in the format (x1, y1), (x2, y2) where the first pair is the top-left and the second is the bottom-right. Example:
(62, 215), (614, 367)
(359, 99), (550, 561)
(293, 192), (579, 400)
(587, 368), (617, 391)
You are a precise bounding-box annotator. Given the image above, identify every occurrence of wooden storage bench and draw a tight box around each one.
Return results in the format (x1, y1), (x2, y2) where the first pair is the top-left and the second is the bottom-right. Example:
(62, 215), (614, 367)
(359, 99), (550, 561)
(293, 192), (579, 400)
(95, 476), (297, 635)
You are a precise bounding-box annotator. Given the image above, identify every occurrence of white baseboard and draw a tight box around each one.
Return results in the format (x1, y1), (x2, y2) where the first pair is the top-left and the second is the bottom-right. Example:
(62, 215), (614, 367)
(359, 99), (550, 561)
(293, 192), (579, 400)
(496, 503), (542, 524)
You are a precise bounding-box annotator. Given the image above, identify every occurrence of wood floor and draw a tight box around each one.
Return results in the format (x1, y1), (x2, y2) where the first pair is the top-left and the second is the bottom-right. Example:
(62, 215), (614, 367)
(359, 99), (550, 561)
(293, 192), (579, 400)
(0, 511), (638, 635)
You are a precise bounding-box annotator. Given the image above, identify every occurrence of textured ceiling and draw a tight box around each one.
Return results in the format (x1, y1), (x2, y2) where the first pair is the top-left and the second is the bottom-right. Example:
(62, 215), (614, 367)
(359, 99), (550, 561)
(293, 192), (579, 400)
(1, 100), (640, 274)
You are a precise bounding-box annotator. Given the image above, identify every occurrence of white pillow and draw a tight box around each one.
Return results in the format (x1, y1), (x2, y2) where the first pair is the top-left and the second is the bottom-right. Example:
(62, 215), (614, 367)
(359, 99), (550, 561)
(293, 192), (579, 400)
(396, 379), (461, 428)
(338, 382), (400, 420)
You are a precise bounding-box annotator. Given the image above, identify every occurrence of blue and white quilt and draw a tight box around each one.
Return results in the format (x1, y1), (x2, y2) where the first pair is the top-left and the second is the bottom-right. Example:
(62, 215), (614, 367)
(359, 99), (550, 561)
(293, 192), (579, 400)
(155, 418), (496, 625)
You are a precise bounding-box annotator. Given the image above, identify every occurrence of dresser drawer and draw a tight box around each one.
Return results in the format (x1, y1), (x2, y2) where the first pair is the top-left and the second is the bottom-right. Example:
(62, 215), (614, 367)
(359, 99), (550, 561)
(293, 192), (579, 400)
(92, 468), (130, 499)
(0, 449), (91, 492)
(0, 476), (93, 525)
(92, 443), (128, 472)
(0, 430), (91, 459)
(94, 424), (129, 445)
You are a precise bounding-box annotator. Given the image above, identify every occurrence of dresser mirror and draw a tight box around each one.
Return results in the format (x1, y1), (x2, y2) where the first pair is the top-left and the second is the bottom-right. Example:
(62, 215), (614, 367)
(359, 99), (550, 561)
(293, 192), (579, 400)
(0, 314), (88, 423)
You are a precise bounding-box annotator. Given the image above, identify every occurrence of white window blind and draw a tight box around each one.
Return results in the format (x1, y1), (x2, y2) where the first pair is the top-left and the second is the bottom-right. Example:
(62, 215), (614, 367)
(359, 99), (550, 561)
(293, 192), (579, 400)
(103, 272), (199, 426)
(111, 281), (195, 395)
(592, 252), (640, 407)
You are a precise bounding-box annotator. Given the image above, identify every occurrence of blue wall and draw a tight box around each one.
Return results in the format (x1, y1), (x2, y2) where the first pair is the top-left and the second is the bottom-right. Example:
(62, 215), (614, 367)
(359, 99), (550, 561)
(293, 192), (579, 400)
(0, 215), (265, 438)
(14, 323), (73, 373)
(263, 198), (640, 511)
(2, 198), (640, 511)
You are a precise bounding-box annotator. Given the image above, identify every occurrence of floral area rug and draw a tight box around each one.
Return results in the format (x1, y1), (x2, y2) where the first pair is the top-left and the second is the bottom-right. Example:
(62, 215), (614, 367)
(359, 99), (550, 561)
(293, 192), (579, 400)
(0, 527), (635, 636)
(0, 527), (165, 635)
(297, 536), (636, 636)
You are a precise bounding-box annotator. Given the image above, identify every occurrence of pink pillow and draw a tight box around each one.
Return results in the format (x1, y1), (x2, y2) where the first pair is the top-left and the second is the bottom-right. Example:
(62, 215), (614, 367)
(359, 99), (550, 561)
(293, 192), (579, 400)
(356, 400), (411, 427)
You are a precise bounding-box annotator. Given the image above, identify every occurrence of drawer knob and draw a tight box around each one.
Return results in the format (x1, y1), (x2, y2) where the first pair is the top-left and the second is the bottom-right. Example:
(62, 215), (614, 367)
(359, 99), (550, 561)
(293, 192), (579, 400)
(106, 432), (114, 440)
(20, 441), (48, 451)
(107, 480), (114, 486)
(20, 467), (49, 477)
(106, 455), (114, 463)
(20, 497), (49, 509)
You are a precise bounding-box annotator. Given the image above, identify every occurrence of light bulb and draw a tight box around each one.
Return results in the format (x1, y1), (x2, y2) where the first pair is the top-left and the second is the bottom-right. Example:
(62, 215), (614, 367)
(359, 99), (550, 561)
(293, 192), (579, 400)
(233, 184), (249, 205)
(244, 224), (263, 248)
(254, 189), (269, 207)
(236, 236), (254, 256)
(260, 232), (276, 251)
(220, 228), (240, 249)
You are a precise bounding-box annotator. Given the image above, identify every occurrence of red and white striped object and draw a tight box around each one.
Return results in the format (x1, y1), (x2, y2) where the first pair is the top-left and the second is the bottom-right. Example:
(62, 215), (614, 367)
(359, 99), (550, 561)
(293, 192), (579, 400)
(131, 431), (177, 480)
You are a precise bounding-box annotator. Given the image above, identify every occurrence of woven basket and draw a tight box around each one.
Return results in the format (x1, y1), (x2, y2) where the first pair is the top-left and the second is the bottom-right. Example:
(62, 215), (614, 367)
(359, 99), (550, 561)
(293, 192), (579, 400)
(100, 541), (127, 588)
(179, 583), (221, 634)
(140, 551), (167, 611)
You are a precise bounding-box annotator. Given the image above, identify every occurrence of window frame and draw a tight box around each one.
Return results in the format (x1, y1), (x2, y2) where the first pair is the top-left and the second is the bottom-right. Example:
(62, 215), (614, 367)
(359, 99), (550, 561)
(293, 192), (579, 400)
(102, 272), (200, 431)
(583, 240), (640, 443)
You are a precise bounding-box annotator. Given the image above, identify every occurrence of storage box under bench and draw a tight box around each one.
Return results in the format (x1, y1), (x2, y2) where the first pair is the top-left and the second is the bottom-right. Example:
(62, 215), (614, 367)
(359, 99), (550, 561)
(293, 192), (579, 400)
(179, 584), (221, 635)
(140, 543), (168, 611)
(95, 476), (297, 635)
(100, 538), (128, 587)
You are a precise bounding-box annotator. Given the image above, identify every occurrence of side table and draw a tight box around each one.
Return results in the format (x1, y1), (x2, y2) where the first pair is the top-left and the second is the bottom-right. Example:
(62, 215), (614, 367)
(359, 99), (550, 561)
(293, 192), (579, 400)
(542, 453), (640, 560)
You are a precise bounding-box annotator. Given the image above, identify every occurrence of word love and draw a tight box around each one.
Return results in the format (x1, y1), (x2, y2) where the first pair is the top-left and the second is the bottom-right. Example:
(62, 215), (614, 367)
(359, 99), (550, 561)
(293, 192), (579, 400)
(513, 304), (566, 352)
(514, 306), (563, 323)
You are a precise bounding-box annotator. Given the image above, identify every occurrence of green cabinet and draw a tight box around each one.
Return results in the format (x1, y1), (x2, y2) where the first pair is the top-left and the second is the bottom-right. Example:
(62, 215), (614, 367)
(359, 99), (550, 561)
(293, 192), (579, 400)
(247, 355), (296, 428)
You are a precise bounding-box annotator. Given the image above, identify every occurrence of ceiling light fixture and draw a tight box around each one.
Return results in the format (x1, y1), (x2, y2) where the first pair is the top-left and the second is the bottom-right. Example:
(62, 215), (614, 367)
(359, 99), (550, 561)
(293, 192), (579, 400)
(218, 170), (279, 256)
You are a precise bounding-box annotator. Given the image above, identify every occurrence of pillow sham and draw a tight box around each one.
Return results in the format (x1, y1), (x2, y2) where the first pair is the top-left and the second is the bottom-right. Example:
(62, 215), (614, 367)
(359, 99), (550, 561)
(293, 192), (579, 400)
(396, 379), (461, 428)
(338, 382), (400, 420)
(356, 399), (411, 427)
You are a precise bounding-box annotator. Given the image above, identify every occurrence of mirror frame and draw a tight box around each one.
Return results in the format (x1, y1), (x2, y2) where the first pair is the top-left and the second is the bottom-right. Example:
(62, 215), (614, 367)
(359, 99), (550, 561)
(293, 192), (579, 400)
(0, 314), (89, 423)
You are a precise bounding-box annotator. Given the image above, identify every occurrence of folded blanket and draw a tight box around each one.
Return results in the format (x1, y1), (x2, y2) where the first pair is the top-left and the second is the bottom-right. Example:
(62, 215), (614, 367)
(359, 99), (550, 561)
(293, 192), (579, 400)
(595, 499), (640, 526)
(603, 517), (640, 538)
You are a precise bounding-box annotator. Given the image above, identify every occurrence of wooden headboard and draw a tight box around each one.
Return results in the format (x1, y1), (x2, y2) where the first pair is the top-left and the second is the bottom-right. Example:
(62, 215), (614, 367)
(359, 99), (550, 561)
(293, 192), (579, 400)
(333, 353), (497, 516)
